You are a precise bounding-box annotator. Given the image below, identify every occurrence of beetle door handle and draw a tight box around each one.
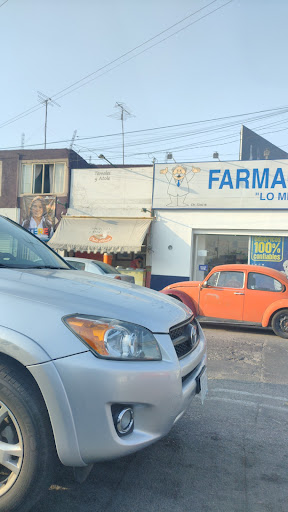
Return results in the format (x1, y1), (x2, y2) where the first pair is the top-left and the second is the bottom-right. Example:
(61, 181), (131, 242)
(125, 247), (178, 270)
(234, 292), (244, 295)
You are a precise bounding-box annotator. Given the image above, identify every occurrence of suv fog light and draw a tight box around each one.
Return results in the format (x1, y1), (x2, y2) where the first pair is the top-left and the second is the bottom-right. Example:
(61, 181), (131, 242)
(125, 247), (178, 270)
(112, 405), (134, 436)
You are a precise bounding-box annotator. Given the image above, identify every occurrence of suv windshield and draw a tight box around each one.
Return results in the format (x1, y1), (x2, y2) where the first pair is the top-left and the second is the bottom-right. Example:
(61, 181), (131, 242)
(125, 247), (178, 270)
(0, 216), (70, 269)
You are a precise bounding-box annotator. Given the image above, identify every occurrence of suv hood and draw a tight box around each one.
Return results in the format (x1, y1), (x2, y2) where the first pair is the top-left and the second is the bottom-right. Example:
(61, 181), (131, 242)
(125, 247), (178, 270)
(0, 268), (191, 357)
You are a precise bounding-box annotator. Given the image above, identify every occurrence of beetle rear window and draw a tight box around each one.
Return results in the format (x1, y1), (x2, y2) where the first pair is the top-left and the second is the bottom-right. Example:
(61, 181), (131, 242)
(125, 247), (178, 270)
(247, 272), (283, 292)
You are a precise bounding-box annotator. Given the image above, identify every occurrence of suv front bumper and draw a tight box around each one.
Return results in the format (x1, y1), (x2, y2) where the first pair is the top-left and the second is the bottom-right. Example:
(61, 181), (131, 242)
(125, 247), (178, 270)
(29, 323), (207, 467)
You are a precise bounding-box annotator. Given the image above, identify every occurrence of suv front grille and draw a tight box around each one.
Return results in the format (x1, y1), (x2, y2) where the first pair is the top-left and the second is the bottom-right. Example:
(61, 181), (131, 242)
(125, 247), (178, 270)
(169, 318), (199, 359)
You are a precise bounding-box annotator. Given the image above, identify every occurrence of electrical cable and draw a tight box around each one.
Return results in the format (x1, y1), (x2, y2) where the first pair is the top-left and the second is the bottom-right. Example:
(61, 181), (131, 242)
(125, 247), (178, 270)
(53, 0), (220, 100)
(2, 105), (288, 151)
(0, 0), (232, 130)
(54, 0), (234, 102)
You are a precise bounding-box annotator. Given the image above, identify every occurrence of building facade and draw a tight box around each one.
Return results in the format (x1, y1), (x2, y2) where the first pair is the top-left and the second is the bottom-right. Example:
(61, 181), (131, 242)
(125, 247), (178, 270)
(150, 159), (288, 290)
(49, 165), (154, 285)
(2, 148), (287, 292)
(0, 148), (89, 239)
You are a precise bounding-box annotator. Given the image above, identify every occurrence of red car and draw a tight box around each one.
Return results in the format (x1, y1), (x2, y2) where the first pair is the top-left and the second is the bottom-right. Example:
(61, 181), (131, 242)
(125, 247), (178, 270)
(161, 264), (288, 338)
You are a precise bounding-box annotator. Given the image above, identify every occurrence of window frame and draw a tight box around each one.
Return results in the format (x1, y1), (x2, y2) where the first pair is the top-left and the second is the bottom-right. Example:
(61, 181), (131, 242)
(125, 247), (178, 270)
(19, 161), (67, 195)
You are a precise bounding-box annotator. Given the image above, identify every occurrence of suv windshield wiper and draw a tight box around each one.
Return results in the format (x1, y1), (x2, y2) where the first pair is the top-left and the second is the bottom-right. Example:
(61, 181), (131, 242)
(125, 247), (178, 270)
(31, 265), (70, 269)
(0, 264), (70, 270)
(0, 264), (42, 269)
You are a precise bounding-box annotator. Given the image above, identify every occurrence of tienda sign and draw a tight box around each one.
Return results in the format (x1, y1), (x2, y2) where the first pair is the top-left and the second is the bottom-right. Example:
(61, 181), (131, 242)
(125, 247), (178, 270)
(153, 160), (288, 209)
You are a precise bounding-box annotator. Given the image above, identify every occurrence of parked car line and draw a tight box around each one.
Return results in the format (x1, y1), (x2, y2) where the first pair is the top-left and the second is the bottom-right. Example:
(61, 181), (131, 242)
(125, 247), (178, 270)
(0, 215), (207, 512)
(161, 264), (288, 338)
(65, 257), (135, 283)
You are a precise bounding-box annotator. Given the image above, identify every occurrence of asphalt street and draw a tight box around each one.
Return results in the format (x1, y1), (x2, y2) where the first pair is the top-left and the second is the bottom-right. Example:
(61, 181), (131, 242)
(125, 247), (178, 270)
(33, 324), (288, 512)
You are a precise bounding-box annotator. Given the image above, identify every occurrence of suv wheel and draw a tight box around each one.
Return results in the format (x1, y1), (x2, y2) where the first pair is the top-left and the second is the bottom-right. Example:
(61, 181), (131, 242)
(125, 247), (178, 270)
(0, 362), (56, 512)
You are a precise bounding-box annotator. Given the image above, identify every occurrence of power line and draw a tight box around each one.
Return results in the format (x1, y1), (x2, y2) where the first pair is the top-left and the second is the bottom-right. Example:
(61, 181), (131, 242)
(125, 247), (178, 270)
(0, 0), (232, 131)
(77, 114), (288, 160)
(53, 0), (220, 101)
(0, 0), (9, 7)
(93, 111), (288, 152)
(1, 104), (288, 151)
(1, 104), (288, 160)
(53, 0), (234, 102)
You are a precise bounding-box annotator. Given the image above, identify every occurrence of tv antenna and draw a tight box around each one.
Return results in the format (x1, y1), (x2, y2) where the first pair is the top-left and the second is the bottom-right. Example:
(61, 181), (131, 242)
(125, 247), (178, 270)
(108, 102), (134, 164)
(21, 133), (25, 149)
(37, 91), (60, 149)
(70, 130), (77, 149)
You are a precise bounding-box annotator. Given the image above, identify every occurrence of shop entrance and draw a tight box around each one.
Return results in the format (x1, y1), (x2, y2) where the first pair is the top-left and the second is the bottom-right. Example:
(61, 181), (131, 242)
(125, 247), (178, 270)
(194, 234), (249, 281)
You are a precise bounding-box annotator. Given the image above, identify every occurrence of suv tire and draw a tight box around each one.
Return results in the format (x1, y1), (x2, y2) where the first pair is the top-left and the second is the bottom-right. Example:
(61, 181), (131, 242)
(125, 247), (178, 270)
(0, 362), (56, 512)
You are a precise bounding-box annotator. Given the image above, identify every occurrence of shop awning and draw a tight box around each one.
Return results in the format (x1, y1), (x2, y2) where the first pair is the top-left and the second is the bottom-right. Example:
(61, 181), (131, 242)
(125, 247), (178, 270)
(48, 216), (152, 253)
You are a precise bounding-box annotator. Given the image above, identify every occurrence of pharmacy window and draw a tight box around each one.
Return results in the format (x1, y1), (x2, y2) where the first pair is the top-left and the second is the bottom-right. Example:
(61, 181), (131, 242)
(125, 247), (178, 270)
(20, 162), (65, 194)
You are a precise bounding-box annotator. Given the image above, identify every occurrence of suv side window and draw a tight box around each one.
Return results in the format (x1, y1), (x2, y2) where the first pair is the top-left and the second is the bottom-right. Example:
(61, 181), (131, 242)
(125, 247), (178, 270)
(247, 272), (283, 292)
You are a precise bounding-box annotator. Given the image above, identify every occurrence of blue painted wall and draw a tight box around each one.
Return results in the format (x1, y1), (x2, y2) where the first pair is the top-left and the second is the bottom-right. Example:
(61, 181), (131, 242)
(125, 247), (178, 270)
(150, 274), (189, 291)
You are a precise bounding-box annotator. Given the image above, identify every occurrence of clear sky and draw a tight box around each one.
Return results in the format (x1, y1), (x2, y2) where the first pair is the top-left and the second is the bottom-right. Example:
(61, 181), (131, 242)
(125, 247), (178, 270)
(1, 0), (288, 165)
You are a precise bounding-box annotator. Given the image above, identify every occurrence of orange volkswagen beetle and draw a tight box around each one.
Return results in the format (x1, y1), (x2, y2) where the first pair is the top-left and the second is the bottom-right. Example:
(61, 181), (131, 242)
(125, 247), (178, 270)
(161, 264), (288, 338)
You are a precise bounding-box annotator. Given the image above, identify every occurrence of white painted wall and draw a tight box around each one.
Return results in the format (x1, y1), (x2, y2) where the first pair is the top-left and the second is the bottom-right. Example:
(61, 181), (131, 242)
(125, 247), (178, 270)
(0, 208), (19, 223)
(151, 213), (192, 277)
(151, 209), (288, 278)
(69, 167), (153, 217)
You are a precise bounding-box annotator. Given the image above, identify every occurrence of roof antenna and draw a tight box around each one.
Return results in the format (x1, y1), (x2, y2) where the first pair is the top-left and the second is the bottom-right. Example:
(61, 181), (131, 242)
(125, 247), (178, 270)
(108, 102), (134, 165)
(37, 91), (60, 149)
(70, 130), (77, 150)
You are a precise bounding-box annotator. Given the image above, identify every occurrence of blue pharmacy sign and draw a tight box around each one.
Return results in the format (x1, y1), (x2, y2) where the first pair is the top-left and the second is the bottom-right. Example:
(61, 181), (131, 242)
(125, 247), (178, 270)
(250, 236), (288, 274)
(153, 160), (288, 209)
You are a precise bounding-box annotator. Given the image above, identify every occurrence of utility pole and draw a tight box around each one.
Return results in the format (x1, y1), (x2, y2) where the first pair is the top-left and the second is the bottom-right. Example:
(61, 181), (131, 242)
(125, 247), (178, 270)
(121, 106), (125, 165)
(108, 102), (134, 164)
(37, 91), (60, 149)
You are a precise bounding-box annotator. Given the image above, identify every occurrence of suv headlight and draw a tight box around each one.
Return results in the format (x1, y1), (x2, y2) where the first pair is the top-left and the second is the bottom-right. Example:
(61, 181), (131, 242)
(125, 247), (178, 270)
(63, 315), (162, 360)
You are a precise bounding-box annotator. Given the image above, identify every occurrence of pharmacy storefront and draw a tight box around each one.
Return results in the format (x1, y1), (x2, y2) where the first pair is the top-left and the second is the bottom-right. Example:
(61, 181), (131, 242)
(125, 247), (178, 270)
(150, 159), (288, 290)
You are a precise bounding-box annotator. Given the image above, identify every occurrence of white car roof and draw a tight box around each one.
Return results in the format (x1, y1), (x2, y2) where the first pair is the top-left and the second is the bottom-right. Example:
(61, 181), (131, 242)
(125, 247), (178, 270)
(65, 257), (98, 264)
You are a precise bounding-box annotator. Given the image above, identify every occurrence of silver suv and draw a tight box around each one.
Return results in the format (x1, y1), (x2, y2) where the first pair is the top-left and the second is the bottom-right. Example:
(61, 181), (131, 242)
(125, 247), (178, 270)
(0, 216), (207, 512)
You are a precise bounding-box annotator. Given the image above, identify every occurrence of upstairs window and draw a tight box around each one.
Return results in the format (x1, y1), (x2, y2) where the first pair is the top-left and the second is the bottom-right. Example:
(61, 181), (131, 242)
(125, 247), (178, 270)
(20, 162), (65, 194)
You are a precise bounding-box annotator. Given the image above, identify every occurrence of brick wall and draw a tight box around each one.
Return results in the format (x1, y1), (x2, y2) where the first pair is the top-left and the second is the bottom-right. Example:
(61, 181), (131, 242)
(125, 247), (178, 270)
(0, 148), (90, 210)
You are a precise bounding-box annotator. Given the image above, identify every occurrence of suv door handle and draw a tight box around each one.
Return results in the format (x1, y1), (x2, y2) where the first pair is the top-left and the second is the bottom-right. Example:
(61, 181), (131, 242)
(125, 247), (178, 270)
(234, 292), (244, 295)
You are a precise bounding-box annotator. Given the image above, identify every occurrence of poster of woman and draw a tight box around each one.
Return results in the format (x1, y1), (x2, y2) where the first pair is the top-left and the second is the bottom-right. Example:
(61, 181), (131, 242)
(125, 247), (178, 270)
(20, 196), (56, 241)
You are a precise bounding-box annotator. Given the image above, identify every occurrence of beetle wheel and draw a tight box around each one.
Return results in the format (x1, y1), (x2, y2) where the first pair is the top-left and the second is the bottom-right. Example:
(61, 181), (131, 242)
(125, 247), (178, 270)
(271, 309), (288, 339)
